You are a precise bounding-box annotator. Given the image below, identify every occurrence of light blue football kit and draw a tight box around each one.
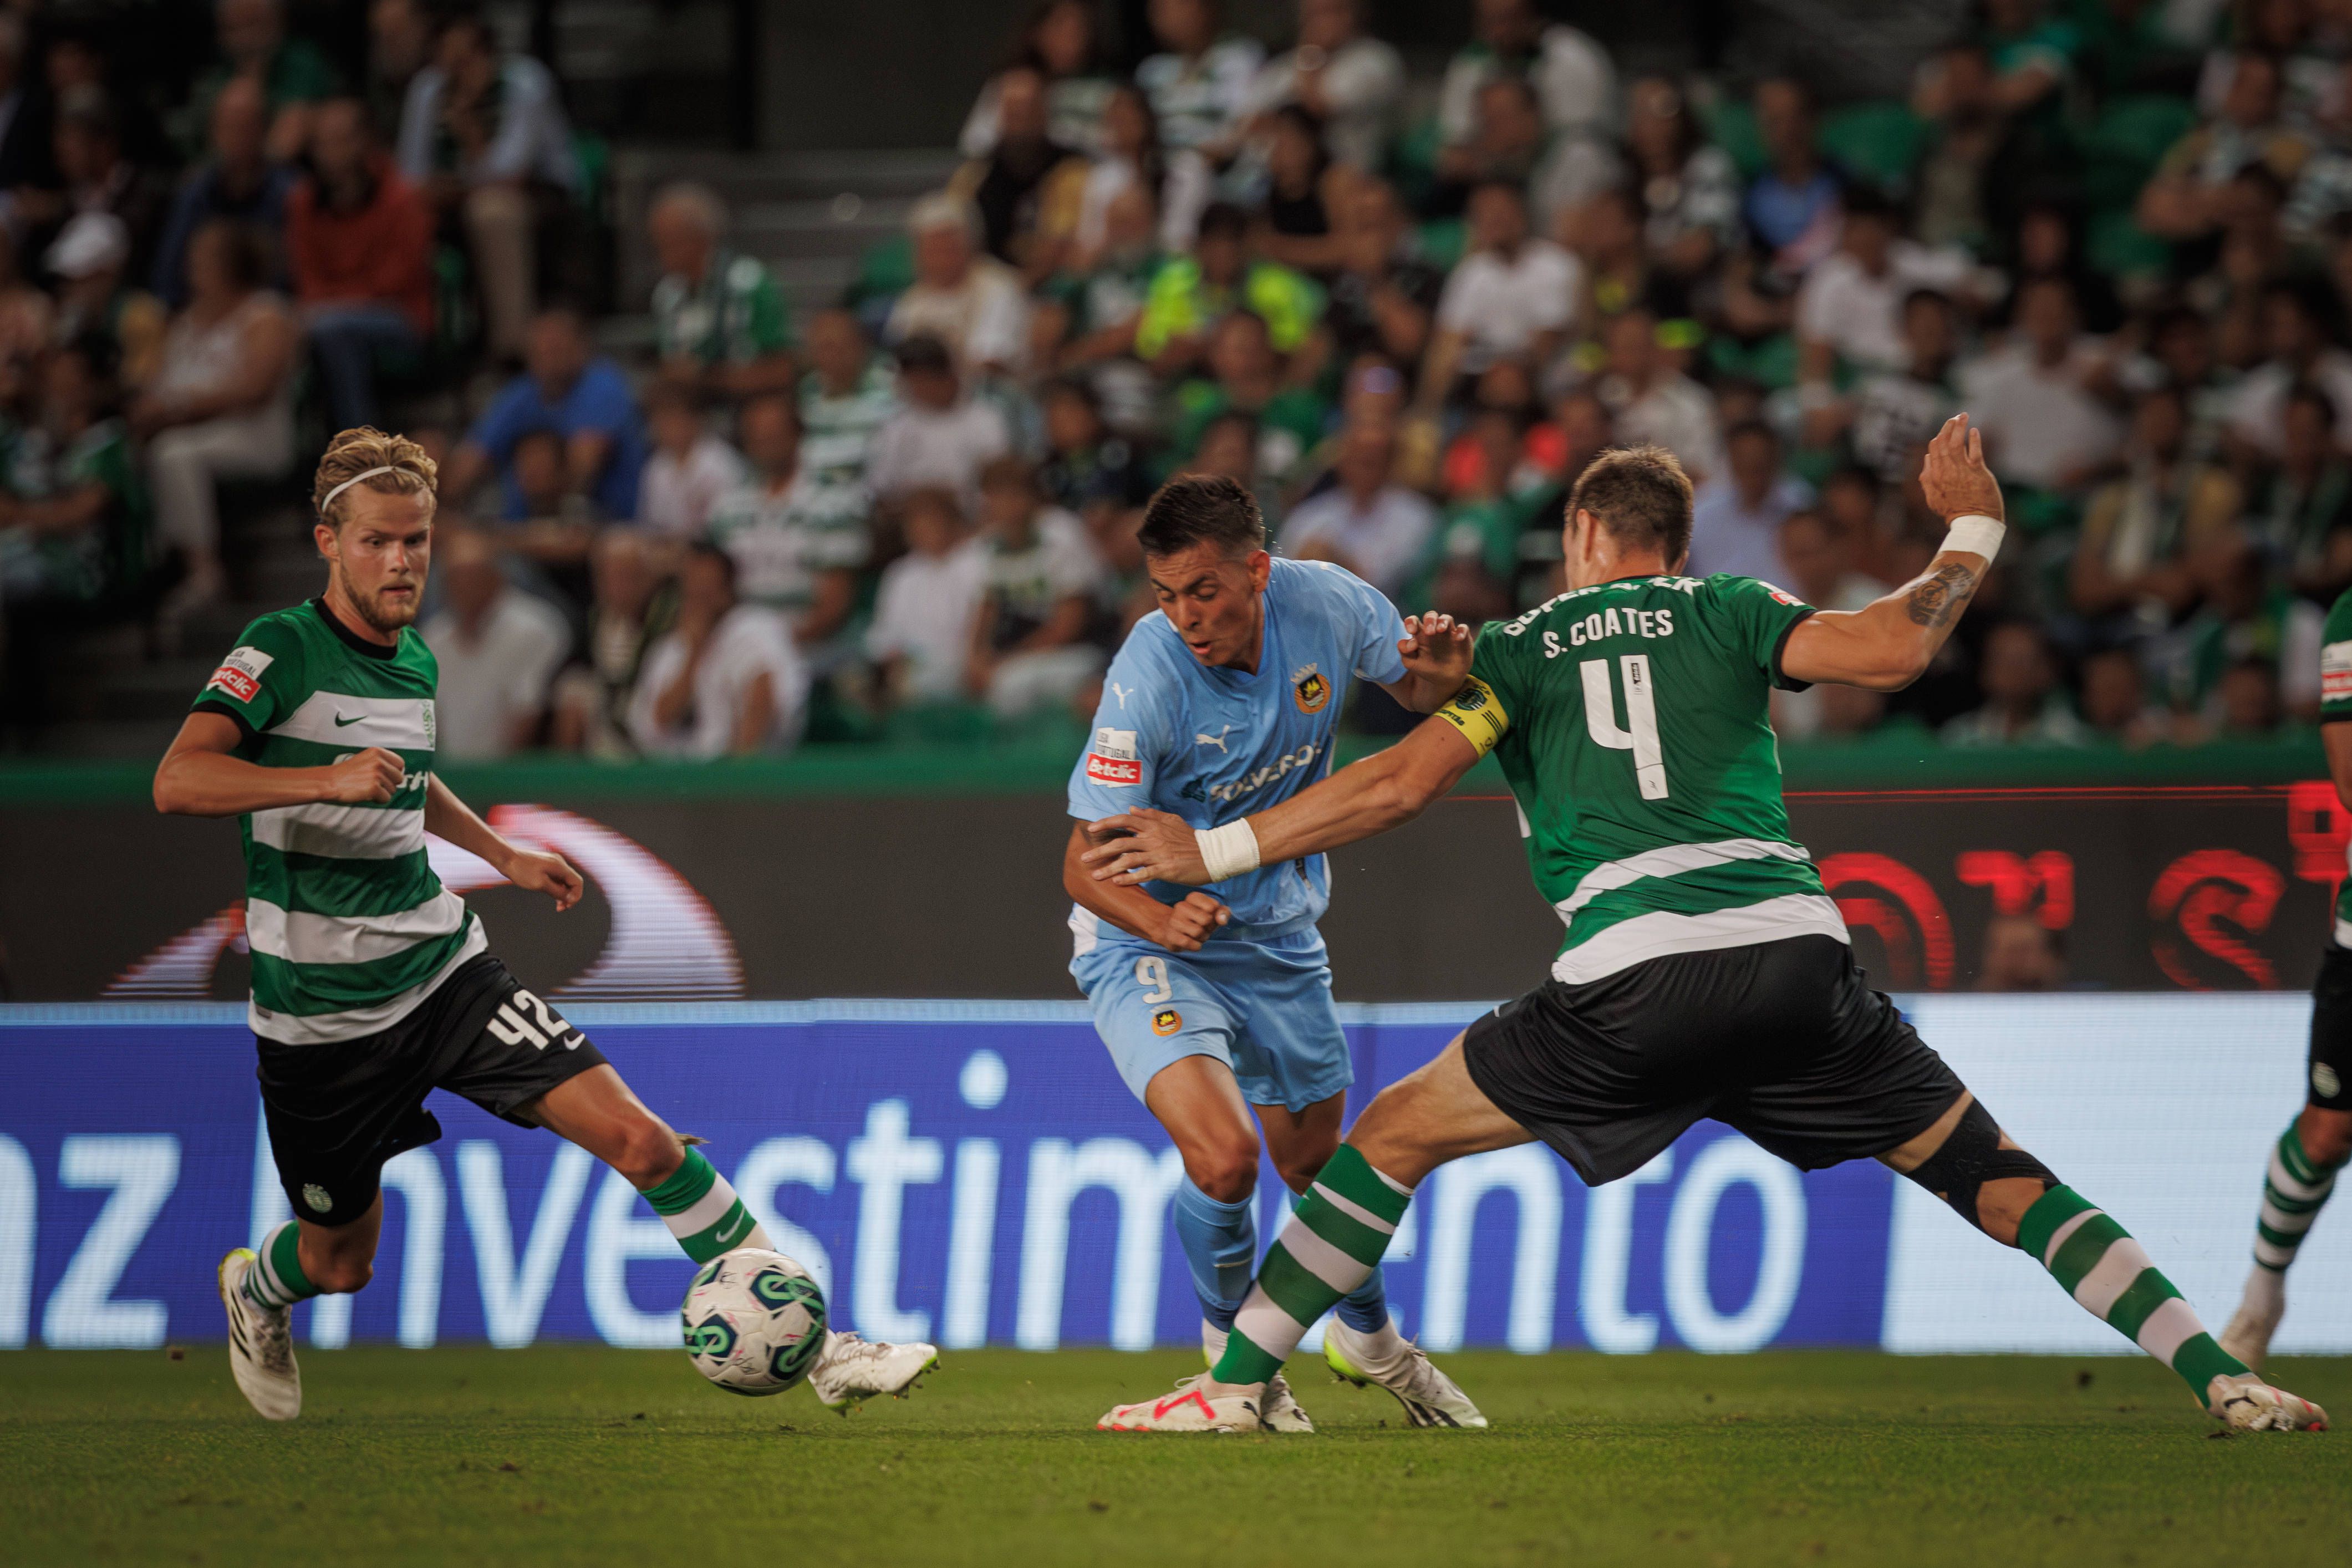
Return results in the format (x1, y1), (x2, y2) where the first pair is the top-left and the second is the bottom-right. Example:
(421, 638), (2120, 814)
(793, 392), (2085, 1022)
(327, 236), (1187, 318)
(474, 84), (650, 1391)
(1065, 556), (1408, 1333)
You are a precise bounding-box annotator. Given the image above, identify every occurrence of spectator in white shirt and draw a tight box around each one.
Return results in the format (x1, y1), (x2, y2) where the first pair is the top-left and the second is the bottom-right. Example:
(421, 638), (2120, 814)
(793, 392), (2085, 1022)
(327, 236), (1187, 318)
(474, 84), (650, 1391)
(866, 334), (1013, 510)
(420, 528), (571, 760)
(1418, 181), (1580, 410)
(1235, 0), (1404, 172)
(1687, 420), (1815, 582)
(1956, 274), (2124, 492)
(1795, 185), (1981, 380)
(867, 485), (986, 706)
(966, 456), (1108, 717)
(1438, 0), (1616, 146)
(1595, 307), (1724, 481)
(629, 542), (808, 758)
(635, 383), (744, 537)
(1281, 421), (1437, 597)
(2225, 277), (2352, 456)
(885, 191), (1031, 376)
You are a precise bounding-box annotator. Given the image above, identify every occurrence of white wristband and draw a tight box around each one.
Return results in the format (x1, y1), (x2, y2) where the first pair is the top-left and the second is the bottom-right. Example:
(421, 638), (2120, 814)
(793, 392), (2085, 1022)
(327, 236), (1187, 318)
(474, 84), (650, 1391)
(1197, 819), (1261, 882)
(1943, 514), (2005, 563)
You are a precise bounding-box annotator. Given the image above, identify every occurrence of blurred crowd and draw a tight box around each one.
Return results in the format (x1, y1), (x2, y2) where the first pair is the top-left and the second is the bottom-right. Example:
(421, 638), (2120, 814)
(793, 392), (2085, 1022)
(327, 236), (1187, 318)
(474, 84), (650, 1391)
(17, 0), (2352, 761)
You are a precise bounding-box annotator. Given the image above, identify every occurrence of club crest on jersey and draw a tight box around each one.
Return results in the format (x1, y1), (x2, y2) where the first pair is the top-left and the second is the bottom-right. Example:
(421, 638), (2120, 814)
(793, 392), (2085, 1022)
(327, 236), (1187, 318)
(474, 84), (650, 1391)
(1292, 663), (1330, 714)
(302, 1183), (333, 1214)
(1151, 1007), (1183, 1037)
(1085, 726), (1141, 786)
(205, 645), (274, 704)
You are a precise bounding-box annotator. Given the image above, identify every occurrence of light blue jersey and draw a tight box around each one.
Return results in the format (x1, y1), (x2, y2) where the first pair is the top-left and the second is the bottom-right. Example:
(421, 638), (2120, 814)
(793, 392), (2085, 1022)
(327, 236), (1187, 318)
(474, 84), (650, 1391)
(1067, 557), (1407, 1109)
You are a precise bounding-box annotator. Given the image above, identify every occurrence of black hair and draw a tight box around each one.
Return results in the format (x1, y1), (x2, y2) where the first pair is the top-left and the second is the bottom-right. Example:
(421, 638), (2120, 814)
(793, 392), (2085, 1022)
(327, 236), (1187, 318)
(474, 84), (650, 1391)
(1137, 474), (1265, 559)
(893, 334), (955, 375)
(1197, 202), (1250, 243)
(1567, 445), (1695, 563)
(684, 537), (738, 593)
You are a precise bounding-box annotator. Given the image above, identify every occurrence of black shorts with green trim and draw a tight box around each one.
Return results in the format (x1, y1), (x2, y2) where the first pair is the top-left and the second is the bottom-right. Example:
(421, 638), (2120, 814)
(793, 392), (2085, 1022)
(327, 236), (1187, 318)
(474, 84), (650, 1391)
(2305, 941), (2352, 1110)
(255, 954), (607, 1228)
(1461, 934), (1964, 1185)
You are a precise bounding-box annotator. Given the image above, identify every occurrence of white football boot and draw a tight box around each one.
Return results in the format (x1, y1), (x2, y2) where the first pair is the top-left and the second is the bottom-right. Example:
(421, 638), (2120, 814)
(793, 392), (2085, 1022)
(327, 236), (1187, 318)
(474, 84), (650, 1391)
(2207, 1372), (2329, 1433)
(807, 1330), (939, 1413)
(1098, 1372), (1264, 1433)
(2217, 1266), (2287, 1373)
(217, 1248), (301, 1421)
(1202, 1322), (1312, 1432)
(1323, 1318), (1486, 1429)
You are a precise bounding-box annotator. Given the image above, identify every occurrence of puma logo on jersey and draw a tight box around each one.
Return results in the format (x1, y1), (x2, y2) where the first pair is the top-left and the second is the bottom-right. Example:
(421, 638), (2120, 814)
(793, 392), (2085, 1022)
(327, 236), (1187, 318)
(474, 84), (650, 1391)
(1109, 681), (1133, 710)
(1195, 725), (1232, 751)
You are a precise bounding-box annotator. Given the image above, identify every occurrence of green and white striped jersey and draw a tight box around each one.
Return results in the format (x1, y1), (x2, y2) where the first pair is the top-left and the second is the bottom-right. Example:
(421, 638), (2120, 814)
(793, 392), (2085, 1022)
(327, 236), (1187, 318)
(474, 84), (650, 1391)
(2319, 586), (2352, 938)
(192, 599), (483, 1045)
(1437, 572), (1844, 984)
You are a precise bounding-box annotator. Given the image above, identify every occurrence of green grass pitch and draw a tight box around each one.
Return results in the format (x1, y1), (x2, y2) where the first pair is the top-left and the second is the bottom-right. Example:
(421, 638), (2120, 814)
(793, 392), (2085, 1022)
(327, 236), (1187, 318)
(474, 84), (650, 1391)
(4, 1348), (2347, 1566)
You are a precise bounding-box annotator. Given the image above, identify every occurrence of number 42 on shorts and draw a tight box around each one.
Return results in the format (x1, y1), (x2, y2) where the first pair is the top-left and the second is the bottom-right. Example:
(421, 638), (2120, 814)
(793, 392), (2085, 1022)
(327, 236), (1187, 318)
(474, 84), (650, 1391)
(485, 987), (582, 1051)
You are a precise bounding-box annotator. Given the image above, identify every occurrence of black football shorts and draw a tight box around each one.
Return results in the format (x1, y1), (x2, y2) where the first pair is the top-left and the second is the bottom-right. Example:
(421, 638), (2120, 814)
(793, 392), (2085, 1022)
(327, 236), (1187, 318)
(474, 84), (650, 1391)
(2305, 941), (2352, 1111)
(1462, 934), (1966, 1184)
(254, 954), (608, 1228)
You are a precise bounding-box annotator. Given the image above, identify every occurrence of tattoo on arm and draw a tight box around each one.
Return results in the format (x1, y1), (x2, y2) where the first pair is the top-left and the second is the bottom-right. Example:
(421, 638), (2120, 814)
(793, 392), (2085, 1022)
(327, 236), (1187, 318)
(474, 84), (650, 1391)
(1905, 563), (1979, 628)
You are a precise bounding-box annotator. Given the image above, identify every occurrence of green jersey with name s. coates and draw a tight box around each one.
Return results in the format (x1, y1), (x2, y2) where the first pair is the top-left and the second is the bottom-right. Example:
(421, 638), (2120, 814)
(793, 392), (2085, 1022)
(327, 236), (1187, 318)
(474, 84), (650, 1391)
(2319, 585), (2352, 938)
(192, 598), (483, 1045)
(1435, 572), (1847, 984)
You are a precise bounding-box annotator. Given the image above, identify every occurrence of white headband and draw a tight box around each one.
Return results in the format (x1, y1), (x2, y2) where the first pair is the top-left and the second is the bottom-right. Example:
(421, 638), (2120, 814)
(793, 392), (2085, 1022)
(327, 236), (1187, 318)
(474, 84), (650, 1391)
(319, 465), (405, 516)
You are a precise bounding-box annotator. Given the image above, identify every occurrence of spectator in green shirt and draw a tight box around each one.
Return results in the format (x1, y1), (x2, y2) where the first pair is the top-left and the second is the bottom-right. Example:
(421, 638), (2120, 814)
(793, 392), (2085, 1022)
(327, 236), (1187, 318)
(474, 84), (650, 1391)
(194, 0), (343, 165)
(1165, 309), (1329, 491)
(649, 182), (797, 403)
(1133, 201), (1324, 374)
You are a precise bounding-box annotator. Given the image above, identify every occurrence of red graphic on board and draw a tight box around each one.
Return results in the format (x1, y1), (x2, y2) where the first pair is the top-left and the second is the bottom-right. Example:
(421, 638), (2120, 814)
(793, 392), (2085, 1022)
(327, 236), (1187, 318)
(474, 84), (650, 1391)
(2147, 848), (2284, 990)
(2285, 778), (2349, 895)
(1817, 852), (1954, 990)
(1954, 849), (2075, 929)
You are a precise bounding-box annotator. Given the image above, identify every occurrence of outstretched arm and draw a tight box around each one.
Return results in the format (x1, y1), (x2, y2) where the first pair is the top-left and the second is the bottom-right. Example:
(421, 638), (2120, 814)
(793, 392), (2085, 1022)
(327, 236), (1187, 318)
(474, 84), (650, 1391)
(1780, 413), (2004, 691)
(424, 776), (585, 911)
(1082, 718), (1483, 887)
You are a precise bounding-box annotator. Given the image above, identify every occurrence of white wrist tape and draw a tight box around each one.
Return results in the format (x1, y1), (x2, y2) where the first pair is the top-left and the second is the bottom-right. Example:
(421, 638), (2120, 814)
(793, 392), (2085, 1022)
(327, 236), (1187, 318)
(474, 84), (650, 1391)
(1197, 819), (1261, 882)
(1943, 513), (2006, 563)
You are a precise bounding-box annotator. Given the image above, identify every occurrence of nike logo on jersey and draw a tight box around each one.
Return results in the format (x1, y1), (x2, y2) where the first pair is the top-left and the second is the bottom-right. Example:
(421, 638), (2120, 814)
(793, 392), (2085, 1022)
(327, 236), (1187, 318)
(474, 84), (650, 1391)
(1195, 725), (1231, 752)
(333, 712), (364, 726)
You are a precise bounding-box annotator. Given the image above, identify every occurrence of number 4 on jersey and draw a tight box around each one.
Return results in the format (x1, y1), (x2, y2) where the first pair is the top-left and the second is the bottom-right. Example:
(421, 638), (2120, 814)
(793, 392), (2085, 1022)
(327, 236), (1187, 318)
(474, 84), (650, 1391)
(1582, 655), (1669, 800)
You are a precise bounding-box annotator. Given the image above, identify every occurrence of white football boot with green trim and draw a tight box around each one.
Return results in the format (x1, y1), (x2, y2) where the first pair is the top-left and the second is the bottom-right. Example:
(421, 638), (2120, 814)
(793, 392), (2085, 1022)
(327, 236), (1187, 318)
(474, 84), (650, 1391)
(1098, 1372), (1265, 1433)
(2206, 1372), (2329, 1432)
(1323, 1318), (1486, 1429)
(1202, 1322), (1312, 1432)
(807, 1331), (939, 1413)
(217, 1248), (301, 1421)
(2217, 1267), (2285, 1373)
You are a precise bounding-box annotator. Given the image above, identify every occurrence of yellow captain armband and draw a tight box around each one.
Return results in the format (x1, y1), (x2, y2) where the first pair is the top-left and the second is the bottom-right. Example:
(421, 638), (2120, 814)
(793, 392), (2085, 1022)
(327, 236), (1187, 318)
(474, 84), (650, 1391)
(1434, 675), (1510, 757)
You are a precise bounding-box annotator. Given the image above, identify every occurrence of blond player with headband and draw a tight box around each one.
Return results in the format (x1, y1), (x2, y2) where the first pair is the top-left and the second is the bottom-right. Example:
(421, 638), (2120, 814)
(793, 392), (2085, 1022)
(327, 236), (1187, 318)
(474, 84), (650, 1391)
(155, 428), (938, 1418)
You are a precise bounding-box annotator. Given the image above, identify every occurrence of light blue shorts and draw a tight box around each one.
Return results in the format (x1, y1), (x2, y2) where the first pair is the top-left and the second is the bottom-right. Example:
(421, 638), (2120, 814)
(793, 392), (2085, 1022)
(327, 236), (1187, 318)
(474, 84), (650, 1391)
(1071, 928), (1352, 1113)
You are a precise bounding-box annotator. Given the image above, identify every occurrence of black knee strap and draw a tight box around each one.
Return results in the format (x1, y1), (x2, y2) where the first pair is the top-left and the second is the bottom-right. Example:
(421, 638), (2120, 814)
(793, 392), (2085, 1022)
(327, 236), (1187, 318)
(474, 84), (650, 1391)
(1903, 1098), (2058, 1232)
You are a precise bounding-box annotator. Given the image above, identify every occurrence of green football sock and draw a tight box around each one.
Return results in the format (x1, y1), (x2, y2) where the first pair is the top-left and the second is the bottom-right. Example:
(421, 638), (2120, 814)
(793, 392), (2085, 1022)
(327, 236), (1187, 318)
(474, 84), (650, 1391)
(2018, 1185), (2245, 1402)
(643, 1147), (772, 1263)
(2252, 1122), (2342, 1274)
(1211, 1143), (1413, 1387)
(242, 1221), (320, 1311)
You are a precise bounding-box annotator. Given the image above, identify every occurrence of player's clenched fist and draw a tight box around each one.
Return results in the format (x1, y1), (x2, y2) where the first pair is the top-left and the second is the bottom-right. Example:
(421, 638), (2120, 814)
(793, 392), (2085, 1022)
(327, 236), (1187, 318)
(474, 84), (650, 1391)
(321, 747), (405, 803)
(1157, 892), (1231, 953)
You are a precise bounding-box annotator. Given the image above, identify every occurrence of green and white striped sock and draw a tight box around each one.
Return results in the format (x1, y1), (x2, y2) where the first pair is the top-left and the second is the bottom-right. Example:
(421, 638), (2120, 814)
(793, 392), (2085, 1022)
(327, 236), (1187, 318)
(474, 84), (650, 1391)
(2018, 1185), (2245, 1402)
(643, 1147), (771, 1263)
(242, 1221), (319, 1311)
(2253, 1123), (2341, 1273)
(1211, 1143), (1412, 1387)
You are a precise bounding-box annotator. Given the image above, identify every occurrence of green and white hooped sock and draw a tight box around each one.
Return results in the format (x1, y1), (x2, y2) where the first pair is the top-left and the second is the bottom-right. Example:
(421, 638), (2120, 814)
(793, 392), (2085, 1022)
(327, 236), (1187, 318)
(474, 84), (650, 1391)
(1211, 1143), (1413, 1387)
(643, 1147), (772, 1263)
(2018, 1185), (2246, 1401)
(242, 1221), (320, 1311)
(2253, 1122), (2341, 1273)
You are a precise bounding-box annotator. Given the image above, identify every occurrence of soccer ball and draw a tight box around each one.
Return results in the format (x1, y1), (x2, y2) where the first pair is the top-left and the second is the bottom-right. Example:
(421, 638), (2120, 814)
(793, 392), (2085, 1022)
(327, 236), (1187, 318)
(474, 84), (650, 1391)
(680, 1248), (827, 1396)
